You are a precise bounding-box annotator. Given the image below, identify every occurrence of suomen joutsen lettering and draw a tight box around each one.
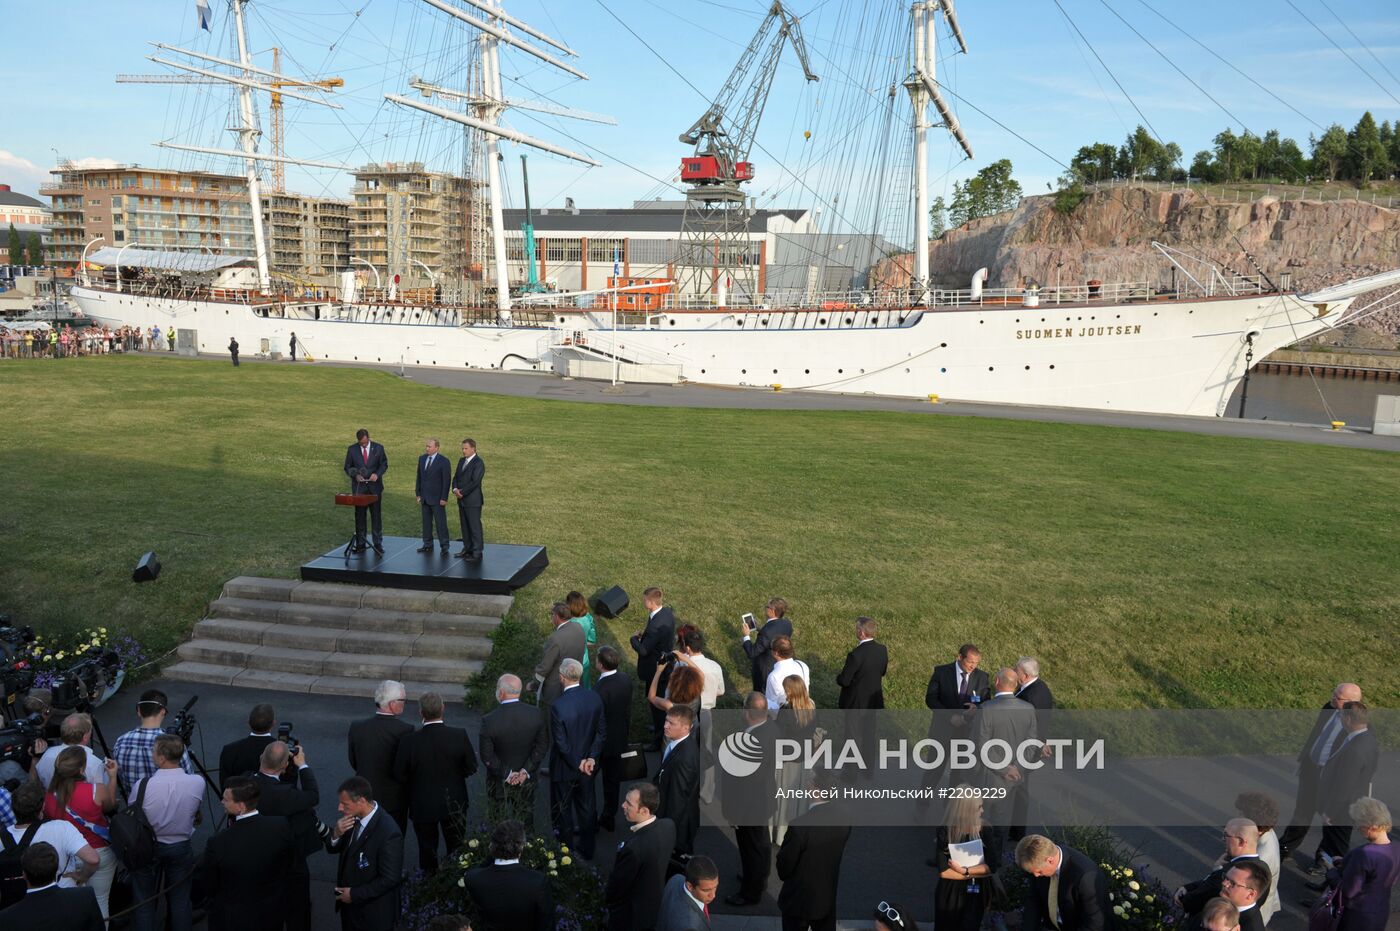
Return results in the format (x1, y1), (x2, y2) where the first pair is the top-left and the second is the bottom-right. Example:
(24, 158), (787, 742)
(1014, 325), (1143, 340)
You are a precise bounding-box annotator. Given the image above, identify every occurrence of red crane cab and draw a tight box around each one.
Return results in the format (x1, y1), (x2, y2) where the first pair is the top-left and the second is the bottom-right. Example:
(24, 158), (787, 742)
(680, 156), (755, 183)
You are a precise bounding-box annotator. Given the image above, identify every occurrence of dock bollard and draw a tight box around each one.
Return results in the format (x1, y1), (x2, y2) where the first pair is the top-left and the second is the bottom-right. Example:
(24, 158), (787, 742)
(928, 394), (939, 403)
(1330, 421), (1346, 430)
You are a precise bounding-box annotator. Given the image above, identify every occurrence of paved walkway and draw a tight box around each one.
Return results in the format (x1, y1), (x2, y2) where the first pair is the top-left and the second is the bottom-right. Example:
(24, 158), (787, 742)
(91, 679), (1384, 930)
(138, 349), (1400, 451)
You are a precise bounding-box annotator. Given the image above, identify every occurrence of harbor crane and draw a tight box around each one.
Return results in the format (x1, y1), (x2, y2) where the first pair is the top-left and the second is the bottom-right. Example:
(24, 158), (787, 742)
(675, 0), (818, 303)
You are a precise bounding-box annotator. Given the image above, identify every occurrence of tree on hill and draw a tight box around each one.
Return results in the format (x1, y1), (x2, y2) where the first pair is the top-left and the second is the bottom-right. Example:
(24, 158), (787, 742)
(929, 195), (948, 238)
(26, 233), (43, 267)
(1346, 111), (1389, 185)
(1070, 142), (1118, 182)
(948, 159), (1022, 227)
(1259, 130), (1307, 182)
(7, 224), (21, 266)
(1189, 150), (1218, 183)
(1310, 124), (1348, 182)
(1114, 126), (1182, 181)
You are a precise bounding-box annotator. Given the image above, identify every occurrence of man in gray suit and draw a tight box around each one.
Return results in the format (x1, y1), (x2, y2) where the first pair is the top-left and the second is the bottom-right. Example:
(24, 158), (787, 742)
(656, 855), (717, 930)
(971, 667), (1040, 848)
(530, 603), (586, 742)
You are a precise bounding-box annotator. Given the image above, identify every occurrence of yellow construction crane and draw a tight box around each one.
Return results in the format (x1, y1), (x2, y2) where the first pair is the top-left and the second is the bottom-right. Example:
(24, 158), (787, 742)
(268, 48), (343, 192)
(117, 47), (342, 192)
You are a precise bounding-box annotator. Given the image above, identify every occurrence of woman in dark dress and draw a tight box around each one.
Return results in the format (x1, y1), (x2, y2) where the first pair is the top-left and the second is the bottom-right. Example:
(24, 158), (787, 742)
(934, 789), (998, 931)
(1331, 798), (1399, 931)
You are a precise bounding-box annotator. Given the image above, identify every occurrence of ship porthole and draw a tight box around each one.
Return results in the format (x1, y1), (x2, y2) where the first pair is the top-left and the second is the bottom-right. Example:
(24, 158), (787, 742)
(741, 369), (746, 374)
(1050, 365), (1055, 370)
(819, 319), (827, 325)
(940, 342), (947, 348)
(988, 366), (994, 371)
(354, 356), (358, 360)
(670, 320), (676, 326)
(1025, 365), (1030, 370)
(837, 368), (843, 374)
(772, 369), (778, 374)
(804, 369), (810, 374)
(737, 320), (743, 327)
(701, 369), (706, 374)
(940, 367), (946, 373)
(845, 318), (852, 325)
(905, 368), (910, 373)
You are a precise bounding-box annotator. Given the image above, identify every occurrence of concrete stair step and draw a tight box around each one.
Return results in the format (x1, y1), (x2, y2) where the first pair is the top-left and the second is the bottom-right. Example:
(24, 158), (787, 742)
(222, 576), (301, 602)
(163, 662), (464, 701)
(195, 618), (491, 659)
(208, 598), (499, 637)
(176, 639), (479, 682)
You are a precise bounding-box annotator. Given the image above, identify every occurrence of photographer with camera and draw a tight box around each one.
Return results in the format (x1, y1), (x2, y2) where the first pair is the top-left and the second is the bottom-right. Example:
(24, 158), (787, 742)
(33, 714), (108, 789)
(127, 734), (203, 931)
(219, 703), (281, 791)
(254, 737), (320, 931)
(0, 706), (48, 791)
(112, 689), (194, 796)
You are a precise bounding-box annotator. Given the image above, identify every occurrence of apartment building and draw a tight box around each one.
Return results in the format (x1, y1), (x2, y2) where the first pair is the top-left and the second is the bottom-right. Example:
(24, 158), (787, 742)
(350, 162), (474, 285)
(43, 165), (254, 272)
(265, 192), (351, 278)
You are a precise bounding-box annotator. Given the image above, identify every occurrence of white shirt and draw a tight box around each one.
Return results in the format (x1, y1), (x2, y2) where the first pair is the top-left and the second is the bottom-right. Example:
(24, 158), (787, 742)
(630, 815), (657, 832)
(685, 653), (725, 710)
(597, 670), (617, 683)
(1257, 830), (1281, 925)
(765, 657), (810, 712)
(6, 821), (89, 888)
(35, 744), (107, 788)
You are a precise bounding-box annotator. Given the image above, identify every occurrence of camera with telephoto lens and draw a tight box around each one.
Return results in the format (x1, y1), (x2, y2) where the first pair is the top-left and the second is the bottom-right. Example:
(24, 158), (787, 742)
(0, 621), (36, 664)
(49, 649), (123, 712)
(277, 722), (299, 756)
(0, 712), (46, 779)
(163, 695), (199, 744)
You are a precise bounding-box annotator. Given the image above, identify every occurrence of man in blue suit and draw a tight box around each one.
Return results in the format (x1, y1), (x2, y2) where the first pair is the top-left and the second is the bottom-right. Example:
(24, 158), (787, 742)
(414, 438), (452, 554)
(343, 428), (388, 553)
(549, 658), (606, 861)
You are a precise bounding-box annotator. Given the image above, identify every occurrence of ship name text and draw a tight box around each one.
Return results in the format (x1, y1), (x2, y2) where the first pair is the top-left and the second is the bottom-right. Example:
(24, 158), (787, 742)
(1015, 325), (1143, 340)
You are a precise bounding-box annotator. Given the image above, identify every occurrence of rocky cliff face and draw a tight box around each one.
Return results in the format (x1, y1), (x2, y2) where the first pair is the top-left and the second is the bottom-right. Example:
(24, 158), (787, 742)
(885, 186), (1400, 341)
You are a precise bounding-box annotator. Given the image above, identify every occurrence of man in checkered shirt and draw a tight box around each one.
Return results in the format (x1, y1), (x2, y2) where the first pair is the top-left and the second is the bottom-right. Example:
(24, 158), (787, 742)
(112, 688), (192, 794)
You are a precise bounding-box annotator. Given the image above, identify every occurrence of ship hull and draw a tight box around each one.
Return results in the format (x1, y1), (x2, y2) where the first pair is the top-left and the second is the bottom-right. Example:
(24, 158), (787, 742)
(72, 286), (1346, 417)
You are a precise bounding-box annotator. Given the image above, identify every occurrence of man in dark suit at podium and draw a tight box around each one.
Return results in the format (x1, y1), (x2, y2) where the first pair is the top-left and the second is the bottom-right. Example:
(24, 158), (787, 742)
(451, 438), (485, 559)
(344, 428), (388, 554)
(415, 438), (452, 554)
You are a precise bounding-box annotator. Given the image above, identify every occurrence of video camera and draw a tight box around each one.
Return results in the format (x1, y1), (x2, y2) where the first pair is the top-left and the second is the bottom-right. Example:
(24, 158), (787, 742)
(0, 712), (45, 781)
(0, 620), (36, 664)
(163, 695), (199, 744)
(49, 648), (122, 712)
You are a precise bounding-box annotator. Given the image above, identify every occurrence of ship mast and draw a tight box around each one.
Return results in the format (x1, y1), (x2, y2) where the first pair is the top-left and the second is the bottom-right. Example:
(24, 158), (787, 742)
(905, 0), (972, 305)
(232, 0), (270, 290)
(387, 0), (606, 317)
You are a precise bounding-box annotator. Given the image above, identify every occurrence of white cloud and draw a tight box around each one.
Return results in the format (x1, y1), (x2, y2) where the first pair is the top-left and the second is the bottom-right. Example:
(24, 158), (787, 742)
(66, 157), (121, 170)
(0, 149), (49, 196)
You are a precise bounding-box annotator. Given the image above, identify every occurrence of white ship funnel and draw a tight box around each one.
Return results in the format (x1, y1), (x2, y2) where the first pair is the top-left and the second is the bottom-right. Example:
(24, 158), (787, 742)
(339, 271), (357, 302)
(970, 267), (988, 300)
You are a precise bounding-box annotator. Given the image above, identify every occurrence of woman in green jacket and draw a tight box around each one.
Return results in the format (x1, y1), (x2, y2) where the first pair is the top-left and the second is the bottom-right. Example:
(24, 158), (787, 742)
(566, 590), (597, 687)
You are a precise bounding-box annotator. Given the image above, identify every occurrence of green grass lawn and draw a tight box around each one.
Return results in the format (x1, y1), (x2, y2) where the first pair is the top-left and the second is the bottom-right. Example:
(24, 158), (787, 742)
(4, 355), (1397, 710)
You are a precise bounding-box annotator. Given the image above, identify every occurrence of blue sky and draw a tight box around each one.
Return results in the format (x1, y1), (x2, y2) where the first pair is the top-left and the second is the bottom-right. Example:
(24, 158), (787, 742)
(3, 0), (1398, 241)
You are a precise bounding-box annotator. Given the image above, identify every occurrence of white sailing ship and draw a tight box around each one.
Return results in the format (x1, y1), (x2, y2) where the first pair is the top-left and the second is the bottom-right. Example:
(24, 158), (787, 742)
(72, 0), (1400, 417)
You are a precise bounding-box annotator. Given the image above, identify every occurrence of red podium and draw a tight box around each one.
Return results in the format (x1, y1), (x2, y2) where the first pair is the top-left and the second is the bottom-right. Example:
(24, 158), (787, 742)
(336, 493), (380, 556)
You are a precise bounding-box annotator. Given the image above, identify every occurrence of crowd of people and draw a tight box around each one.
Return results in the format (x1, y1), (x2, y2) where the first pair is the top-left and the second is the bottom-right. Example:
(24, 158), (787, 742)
(0, 589), (1392, 931)
(0, 323), (173, 358)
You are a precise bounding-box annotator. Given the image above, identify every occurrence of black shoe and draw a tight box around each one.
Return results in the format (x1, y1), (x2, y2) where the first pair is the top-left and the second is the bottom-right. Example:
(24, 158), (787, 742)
(372, 544), (384, 555)
(469, 552), (483, 560)
(724, 894), (759, 907)
(455, 549), (471, 558)
(416, 544), (433, 553)
(440, 548), (451, 555)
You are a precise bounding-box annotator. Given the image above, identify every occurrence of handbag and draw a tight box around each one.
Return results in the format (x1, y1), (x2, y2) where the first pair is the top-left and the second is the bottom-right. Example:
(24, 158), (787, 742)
(1308, 883), (1343, 931)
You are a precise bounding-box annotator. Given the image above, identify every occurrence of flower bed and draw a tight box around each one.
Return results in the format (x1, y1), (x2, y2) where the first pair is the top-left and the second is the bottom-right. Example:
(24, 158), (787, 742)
(402, 830), (606, 931)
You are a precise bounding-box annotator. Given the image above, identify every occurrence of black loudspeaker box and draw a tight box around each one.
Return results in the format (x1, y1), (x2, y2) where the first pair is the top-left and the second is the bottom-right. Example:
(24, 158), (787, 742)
(133, 551), (162, 583)
(592, 585), (629, 619)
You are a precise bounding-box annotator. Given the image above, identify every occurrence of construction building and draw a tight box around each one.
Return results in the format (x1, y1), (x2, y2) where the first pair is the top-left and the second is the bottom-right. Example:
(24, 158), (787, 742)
(500, 200), (900, 301)
(265, 193), (351, 278)
(350, 162), (475, 287)
(42, 164), (255, 274)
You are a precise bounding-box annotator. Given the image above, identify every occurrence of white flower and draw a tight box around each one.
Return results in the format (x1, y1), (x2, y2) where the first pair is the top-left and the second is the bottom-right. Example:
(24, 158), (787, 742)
(468, 839), (479, 848)
(1128, 881), (1140, 891)
(560, 856), (571, 867)
(457, 877), (465, 888)
(548, 860), (557, 870)
(1109, 893), (1115, 901)
(1122, 868), (1133, 877)
(1113, 906), (1125, 917)
(548, 870), (558, 877)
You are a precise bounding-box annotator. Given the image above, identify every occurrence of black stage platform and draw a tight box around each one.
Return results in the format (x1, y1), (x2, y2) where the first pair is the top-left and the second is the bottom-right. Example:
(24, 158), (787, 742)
(300, 536), (548, 594)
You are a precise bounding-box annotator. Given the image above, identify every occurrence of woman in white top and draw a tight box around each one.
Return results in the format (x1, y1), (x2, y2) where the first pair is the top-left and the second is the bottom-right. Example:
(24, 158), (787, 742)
(1235, 791), (1282, 925)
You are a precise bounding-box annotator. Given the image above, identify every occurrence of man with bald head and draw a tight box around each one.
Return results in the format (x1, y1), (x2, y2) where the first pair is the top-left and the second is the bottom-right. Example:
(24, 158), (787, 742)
(254, 739), (320, 931)
(480, 673), (547, 819)
(1278, 682), (1362, 864)
(970, 667), (1039, 848)
(1176, 818), (1271, 923)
